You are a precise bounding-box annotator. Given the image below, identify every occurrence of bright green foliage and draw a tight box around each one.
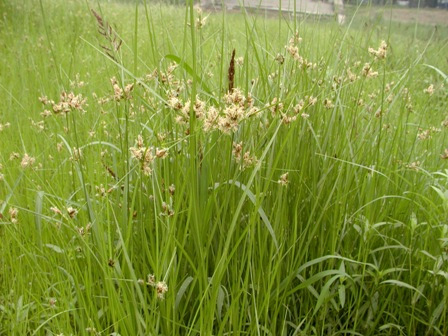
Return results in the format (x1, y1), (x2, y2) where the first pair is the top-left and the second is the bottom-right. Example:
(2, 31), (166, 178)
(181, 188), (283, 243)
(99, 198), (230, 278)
(0, 1), (447, 335)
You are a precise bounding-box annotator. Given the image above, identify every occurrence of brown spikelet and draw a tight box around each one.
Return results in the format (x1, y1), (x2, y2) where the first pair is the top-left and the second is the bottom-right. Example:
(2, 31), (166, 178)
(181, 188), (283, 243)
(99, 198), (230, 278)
(91, 9), (104, 29)
(102, 162), (118, 180)
(228, 49), (236, 93)
(91, 9), (122, 61)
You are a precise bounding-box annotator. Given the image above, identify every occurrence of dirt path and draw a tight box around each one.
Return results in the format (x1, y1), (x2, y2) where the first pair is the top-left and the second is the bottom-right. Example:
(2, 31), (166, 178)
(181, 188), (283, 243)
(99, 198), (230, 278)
(202, 0), (335, 16)
(353, 6), (448, 26)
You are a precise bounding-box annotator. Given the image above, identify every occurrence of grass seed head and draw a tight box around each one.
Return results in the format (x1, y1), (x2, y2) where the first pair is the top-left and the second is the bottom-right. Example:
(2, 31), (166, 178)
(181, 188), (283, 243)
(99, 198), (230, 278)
(424, 84), (434, 96)
(67, 207), (78, 218)
(9, 207), (18, 224)
(155, 281), (168, 300)
(228, 49), (236, 92)
(362, 63), (378, 78)
(278, 172), (289, 186)
(10, 152), (20, 160)
(368, 40), (388, 59)
(50, 206), (62, 215)
(441, 149), (448, 160)
(20, 153), (35, 169)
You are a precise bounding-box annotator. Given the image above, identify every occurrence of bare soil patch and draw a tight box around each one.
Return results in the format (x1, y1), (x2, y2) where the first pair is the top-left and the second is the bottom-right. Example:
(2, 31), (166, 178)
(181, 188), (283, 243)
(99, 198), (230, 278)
(354, 7), (448, 26)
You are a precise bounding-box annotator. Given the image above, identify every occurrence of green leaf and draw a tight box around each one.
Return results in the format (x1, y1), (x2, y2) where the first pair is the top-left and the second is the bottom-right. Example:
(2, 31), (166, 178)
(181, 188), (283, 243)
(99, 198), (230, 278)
(314, 274), (342, 315)
(34, 191), (44, 249)
(175, 276), (194, 309)
(381, 280), (426, 299)
(295, 270), (345, 291)
(339, 284), (346, 309)
(423, 64), (448, 82)
(216, 285), (227, 320)
(45, 244), (64, 254)
(430, 300), (445, 325)
(297, 255), (377, 274)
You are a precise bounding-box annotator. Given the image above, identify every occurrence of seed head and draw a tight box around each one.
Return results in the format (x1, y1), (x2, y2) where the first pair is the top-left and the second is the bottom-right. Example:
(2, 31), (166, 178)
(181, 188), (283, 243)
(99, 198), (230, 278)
(20, 154), (35, 169)
(156, 148), (169, 159)
(368, 40), (388, 59)
(0, 122), (11, 132)
(71, 147), (82, 161)
(50, 206), (62, 215)
(155, 281), (168, 300)
(441, 149), (448, 160)
(323, 99), (334, 109)
(423, 84), (434, 96)
(362, 63), (378, 78)
(278, 172), (289, 186)
(9, 207), (18, 224)
(147, 274), (156, 286)
(67, 206), (78, 218)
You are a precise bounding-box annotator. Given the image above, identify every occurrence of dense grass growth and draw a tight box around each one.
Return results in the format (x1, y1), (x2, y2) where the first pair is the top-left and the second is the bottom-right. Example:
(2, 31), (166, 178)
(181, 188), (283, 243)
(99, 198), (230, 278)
(1, 0), (447, 334)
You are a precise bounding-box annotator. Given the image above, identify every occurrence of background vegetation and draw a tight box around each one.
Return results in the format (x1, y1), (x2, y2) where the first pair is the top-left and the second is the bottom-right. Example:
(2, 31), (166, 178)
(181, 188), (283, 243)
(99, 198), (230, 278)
(0, 0), (447, 335)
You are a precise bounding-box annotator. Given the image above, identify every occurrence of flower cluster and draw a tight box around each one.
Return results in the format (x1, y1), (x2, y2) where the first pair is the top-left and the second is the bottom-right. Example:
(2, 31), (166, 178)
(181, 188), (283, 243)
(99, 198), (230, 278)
(20, 153), (35, 169)
(9, 207), (18, 224)
(232, 142), (258, 170)
(146, 63), (179, 86)
(0, 122), (10, 132)
(40, 92), (87, 115)
(171, 88), (257, 135)
(77, 223), (92, 237)
(129, 135), (155, 176)
(361, 63), (378, 78)
(417, 126), (441, 140)
(71, 147), (82, 162)
(174, 95), (207, 125)
(285, 32), (316, 69)
(67, 206), (78, 218)
(278, 172), (289, 186)
(111, 77), (134, 101)
(423, 84), (434, 96)
(195, 7), (208, 29)
(138, 274), (168, 300)
(217, 89), (255, 133)
(129, 135), (167, 176)
(368, 40), (388, 60)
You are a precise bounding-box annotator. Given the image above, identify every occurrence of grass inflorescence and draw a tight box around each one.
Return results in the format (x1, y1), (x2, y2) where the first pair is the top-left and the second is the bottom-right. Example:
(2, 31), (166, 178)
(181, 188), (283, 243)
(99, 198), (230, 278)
(0, 0), (447, 335)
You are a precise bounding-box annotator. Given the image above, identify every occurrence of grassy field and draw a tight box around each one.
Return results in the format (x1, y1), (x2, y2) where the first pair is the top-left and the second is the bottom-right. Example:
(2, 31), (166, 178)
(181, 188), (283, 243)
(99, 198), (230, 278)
(0, 0), (447, 335)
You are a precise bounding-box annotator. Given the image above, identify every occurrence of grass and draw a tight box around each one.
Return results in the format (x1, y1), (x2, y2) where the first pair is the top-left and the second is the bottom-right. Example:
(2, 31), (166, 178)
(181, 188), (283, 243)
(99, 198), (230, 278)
(0, 0), (447, 335)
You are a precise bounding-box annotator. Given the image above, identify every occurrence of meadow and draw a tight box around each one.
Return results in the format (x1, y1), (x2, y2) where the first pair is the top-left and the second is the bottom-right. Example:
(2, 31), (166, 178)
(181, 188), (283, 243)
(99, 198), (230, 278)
(0, 0), (447, 334)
